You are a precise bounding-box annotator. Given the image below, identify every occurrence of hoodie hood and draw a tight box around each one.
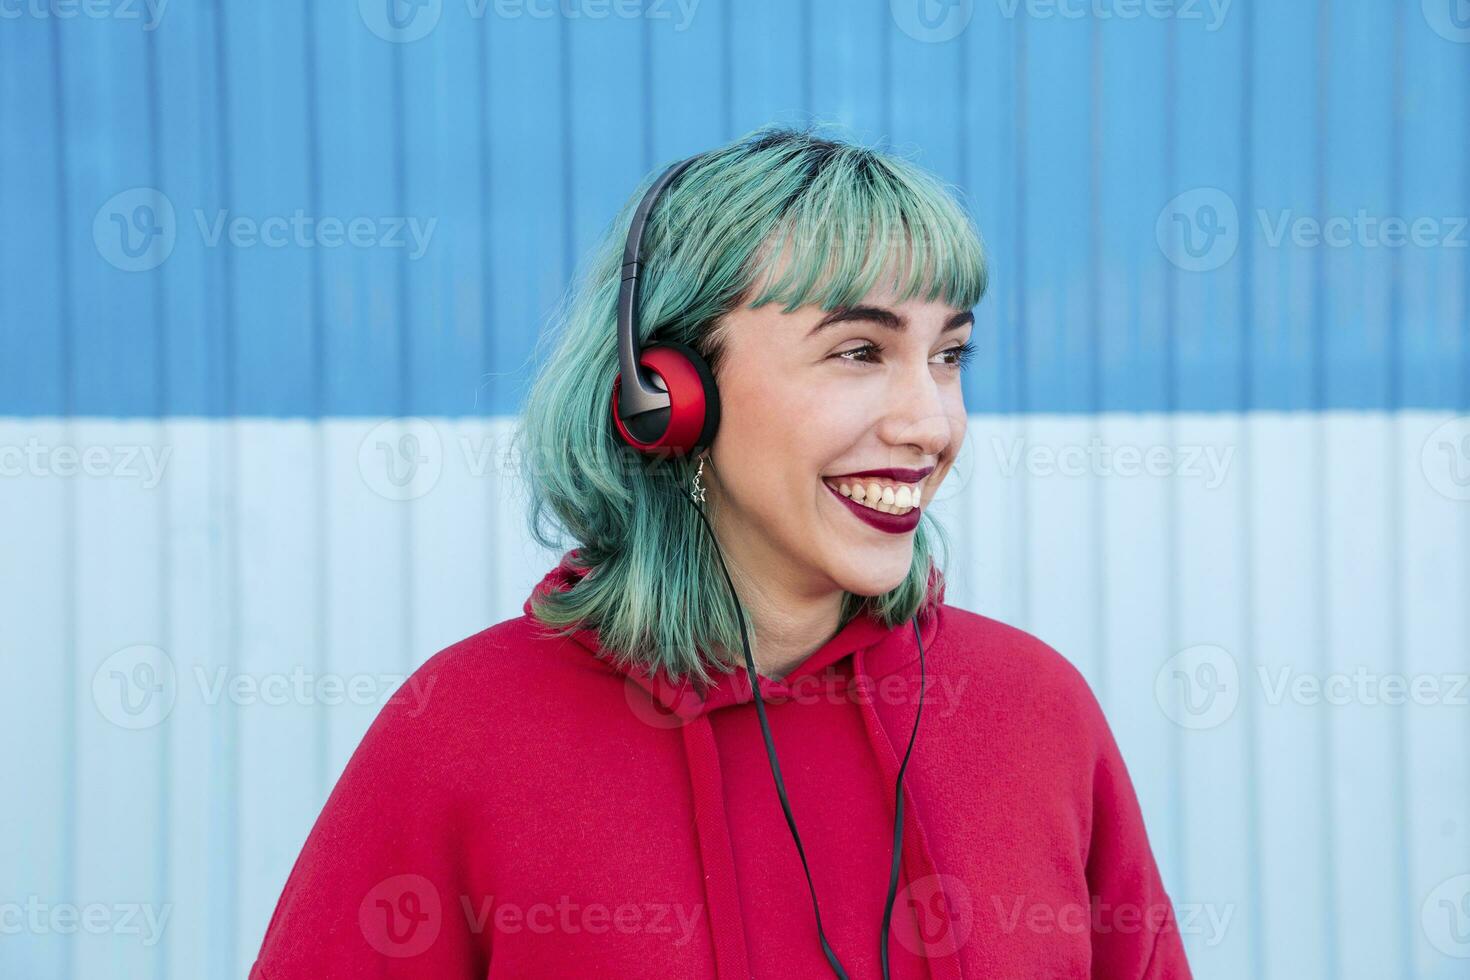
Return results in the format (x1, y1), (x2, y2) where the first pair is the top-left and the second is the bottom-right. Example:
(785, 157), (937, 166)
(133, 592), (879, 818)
(522, 547), (947, 722)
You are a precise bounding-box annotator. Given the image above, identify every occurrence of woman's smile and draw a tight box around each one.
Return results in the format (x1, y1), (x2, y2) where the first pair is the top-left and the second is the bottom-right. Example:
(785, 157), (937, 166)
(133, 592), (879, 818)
(820, 464), (934, 516)
(820, 466), (933, 534)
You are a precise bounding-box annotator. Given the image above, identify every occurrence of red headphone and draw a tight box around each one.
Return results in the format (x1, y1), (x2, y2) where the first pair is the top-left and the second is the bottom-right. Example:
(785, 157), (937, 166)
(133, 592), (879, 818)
(610, 154), (722, 458)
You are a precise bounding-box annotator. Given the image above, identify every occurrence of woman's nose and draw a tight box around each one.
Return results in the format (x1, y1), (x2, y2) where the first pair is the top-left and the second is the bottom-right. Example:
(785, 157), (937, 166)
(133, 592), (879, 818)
(876, 367), (954, 458)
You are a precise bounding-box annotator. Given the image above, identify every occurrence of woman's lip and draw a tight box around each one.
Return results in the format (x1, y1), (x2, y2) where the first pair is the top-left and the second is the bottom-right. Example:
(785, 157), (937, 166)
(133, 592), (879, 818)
(824, 466), (935, 483)
(824, 481), (921, 534)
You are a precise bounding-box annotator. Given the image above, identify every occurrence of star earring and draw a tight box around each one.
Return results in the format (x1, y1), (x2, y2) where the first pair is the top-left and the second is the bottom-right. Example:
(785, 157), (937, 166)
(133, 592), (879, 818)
(690, 455), (707, 504)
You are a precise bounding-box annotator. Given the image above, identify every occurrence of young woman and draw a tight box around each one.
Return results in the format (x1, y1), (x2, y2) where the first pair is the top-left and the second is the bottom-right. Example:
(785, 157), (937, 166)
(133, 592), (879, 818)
(250, 127), (1193, 979)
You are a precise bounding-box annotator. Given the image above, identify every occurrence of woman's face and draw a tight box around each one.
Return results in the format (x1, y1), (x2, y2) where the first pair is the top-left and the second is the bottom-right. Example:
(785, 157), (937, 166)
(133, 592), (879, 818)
(703, 282), (972, 601)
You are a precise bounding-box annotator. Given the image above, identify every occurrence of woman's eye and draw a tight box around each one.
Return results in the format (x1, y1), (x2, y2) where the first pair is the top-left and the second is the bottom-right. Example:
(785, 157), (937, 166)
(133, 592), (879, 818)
(836, 343), (881, 363)
(936, 341), (976, 369)
(835, 341), (977, 370)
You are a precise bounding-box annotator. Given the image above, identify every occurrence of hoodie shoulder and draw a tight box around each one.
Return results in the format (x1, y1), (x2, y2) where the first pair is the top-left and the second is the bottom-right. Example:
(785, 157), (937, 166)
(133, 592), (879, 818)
(347, 615), (545, 741)
(249, 614), (563, 977)
(934, 602), (1112, 749)
(407, 611), (605, 702)
(937, 603), (1093, 688)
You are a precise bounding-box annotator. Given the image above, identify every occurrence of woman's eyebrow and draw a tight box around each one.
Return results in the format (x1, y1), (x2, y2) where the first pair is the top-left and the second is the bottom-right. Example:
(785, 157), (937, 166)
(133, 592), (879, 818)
(807, 305), (974, 336)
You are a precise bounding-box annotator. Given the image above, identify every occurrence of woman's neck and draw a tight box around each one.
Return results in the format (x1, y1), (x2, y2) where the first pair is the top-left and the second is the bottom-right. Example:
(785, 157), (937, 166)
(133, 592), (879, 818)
(714, 548), (846, 681)
(703, 482), (847, 680)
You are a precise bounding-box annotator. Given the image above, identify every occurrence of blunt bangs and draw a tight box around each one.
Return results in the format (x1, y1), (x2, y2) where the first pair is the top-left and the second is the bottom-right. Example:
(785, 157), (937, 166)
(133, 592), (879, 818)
(742, 148), (988, 318)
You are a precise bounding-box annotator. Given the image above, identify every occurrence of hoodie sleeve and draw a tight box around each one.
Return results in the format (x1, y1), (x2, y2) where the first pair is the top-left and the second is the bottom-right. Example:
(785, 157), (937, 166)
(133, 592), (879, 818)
(1079, 680), (1193, 980)
(248, 654), (488, 979)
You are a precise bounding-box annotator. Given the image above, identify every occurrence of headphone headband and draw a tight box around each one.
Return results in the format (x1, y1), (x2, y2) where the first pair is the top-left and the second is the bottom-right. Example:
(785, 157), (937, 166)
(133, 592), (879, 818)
(614, 154), (704, 431)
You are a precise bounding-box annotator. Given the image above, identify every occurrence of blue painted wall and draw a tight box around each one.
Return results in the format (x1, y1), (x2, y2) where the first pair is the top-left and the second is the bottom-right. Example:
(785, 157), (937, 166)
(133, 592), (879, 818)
(1, 0), (1466, 418)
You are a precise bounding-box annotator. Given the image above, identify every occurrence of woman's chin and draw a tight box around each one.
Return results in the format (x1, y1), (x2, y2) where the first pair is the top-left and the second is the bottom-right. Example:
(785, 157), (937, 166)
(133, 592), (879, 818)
(829, 560), (912, 599)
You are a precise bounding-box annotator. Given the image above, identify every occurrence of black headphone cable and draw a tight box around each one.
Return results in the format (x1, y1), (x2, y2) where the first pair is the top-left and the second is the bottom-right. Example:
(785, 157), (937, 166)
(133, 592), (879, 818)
(677, 484), (927, 980)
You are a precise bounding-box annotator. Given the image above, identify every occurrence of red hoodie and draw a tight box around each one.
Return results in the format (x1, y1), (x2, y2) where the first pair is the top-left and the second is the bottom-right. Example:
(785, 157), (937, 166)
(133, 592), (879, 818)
(249, 549), (1192, 979)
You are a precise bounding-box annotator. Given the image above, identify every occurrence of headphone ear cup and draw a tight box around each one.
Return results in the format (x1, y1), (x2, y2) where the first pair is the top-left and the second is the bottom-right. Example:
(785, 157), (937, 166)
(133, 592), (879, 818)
(611, 340), (721, 457)
(656, 340), (721, 456)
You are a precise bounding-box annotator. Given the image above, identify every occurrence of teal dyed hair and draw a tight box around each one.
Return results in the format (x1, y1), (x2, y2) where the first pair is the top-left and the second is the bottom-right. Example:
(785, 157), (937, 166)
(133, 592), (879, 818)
(513, 125), (989, 685)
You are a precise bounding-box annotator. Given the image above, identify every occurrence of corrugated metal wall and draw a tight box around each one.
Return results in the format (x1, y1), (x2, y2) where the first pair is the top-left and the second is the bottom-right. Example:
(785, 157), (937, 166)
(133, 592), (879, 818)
(1, 1), (1468, 978)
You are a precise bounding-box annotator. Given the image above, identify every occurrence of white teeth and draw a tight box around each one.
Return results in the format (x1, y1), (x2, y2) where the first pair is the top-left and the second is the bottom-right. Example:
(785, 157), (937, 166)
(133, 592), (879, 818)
(825, 478), (925, 516)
